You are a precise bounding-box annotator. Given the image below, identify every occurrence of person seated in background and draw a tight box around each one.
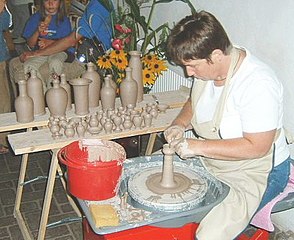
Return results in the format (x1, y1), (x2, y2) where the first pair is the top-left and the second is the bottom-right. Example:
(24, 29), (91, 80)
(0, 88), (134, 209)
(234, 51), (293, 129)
(0, 0), (12, 154)
(163, 11), (292, 240)
(20, 0), (112, 64)
(22, 0), (73, 90)
(6, 0), (33, 52)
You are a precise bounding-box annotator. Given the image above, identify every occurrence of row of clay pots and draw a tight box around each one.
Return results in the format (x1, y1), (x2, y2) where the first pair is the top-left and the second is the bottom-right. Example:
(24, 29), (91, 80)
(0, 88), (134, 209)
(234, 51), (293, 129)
(47, 102), (169, 139)
(15, 51), (145, 123)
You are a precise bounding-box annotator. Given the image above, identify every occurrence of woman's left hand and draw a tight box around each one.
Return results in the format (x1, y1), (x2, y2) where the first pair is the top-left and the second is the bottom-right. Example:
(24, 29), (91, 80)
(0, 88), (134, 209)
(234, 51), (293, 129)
(38, 38), (54, 49)
(19, 51), (36, 62)
(174, 138), (198, 159)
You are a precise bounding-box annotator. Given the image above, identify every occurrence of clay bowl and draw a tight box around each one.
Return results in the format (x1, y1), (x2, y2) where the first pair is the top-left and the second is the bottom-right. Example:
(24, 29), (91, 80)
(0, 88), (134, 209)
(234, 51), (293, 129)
(157, 104), (170, 113)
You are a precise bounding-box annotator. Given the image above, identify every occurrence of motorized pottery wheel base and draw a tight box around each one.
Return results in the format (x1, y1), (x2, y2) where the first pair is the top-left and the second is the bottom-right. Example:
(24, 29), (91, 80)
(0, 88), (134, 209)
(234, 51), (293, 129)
(128, 144), (208, 212)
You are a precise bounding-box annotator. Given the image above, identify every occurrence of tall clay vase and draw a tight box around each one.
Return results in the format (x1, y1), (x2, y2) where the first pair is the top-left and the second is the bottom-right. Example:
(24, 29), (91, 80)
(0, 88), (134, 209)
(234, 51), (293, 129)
(100, 76), (116, 110)
(15, 80), (34, 123)
(82, 62), (101, 108)
(60, 73), (72, 111)
(69, 78), (92, 116)
(45, 79), (68, 117)
(107, 74), (117, 93)
(27, 69), (45, 116)
(120, 67), (138, 108)
(128, 50), (143, 103)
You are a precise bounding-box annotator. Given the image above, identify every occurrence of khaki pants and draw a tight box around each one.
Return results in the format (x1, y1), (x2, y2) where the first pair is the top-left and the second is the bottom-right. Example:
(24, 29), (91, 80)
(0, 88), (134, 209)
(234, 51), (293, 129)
(0, 61), (11, 146)
(23, 52), (68, 91)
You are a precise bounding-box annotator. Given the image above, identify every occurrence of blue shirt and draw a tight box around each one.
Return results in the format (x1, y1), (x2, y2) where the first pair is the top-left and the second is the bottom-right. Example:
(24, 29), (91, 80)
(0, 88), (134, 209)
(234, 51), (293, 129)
(23, 12), (72, 47)
(77, 0), (112, 50)
(0, 10), (11, 62)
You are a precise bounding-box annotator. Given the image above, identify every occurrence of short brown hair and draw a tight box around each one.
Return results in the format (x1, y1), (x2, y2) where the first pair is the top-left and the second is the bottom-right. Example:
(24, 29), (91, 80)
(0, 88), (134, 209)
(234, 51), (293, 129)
(166, 11), (232, 65)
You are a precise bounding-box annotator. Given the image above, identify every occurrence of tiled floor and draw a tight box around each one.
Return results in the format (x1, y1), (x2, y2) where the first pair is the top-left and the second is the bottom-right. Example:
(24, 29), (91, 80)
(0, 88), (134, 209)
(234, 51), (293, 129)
(0, 134), (294, 239)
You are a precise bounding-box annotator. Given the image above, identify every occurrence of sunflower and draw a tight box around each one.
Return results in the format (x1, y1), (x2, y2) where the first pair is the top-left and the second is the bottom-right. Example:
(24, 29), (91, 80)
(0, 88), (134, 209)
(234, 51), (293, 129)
(97, 55), (112, 69)
(114, 57), (128, 71)
(149, 58), (167, 75)
(142, 67), (157, 85)
(110, 49), (127, 60)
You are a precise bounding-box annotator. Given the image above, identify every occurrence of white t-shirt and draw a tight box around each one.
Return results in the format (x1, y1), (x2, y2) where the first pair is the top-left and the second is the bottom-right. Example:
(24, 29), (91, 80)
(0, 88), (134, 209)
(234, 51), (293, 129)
(194, 47), (289, 166)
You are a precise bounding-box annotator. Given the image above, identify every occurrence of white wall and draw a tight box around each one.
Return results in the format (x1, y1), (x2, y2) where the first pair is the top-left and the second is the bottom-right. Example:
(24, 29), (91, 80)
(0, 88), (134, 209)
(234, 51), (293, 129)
(151, 0), (294, 232)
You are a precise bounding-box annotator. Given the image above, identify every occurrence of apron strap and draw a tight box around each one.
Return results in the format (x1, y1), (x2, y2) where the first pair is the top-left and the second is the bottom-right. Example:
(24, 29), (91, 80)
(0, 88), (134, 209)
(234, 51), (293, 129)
(191, 47), (240, 132)
(212, 47), (240, 131)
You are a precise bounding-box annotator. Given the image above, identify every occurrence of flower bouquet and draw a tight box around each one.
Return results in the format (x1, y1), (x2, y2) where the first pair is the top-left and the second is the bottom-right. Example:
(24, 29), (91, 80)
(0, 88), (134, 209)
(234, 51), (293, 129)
(97, 0), (196, 93)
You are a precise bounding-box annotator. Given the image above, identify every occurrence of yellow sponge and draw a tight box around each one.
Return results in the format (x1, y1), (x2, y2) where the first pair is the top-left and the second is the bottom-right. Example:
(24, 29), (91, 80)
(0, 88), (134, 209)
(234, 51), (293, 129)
(89, 204), (119, 227)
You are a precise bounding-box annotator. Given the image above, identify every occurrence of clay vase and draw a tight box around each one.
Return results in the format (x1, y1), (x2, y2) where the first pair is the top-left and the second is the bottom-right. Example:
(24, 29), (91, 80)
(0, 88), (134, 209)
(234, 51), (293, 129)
(27, 69), (46, 116)
(60, 73), (72, 111)
(100, 76), (116, 110)
(69, 78), (92, 116)
(45, 79), (68, 117)
(120, 67), (138, 108)
(128, 50), (143, 103)
(82, 62), (101, 108)
(104, 118), (113, 134)
(106, 74), (117, 94)
(15, 80), (34, 123)
(76, 121), (86, 138)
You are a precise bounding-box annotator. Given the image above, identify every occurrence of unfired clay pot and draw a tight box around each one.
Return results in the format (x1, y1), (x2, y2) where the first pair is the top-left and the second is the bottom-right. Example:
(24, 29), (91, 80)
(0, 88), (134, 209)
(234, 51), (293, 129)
(82, 62), (101, 108)
(128, 51), (143, 103)
(120, 67), (138, 108)
(27, 69), (45, 116)
(15, 80), (34, 123)
(101, 76), (116, 110)
(46, 79), (68, 117)
(106, 74), (117, 93)
(69, 78), (92, 116)
(60, 73), (72, 111)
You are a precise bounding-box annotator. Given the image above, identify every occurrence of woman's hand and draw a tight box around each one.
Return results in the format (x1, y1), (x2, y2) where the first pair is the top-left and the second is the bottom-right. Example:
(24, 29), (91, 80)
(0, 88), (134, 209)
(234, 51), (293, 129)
(164, 125), (185, 147)
(19, 51), (36, 62)
(38, 21), (49, 36)
(174, 138), (198, 159)
(0, 0), (6, 13)
(38, 38), (54, 49)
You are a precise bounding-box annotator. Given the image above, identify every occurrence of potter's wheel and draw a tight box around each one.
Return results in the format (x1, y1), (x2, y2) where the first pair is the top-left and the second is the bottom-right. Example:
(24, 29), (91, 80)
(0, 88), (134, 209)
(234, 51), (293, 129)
(128, 144), (208, 212)
(78, 154), (230, 235)
(128, 165), (208, 212)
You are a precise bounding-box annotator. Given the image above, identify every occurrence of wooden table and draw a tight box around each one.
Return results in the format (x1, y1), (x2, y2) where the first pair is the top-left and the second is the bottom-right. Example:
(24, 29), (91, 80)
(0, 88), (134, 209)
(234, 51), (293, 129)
(5, 88), (189, 240)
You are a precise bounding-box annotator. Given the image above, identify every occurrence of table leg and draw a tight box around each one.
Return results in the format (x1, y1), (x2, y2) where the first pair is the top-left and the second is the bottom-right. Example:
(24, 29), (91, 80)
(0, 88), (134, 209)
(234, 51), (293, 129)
(14, 152), (34, 240)
(145, 133), (157, 155)
(37, 150), (59, 240)
(57, 163), (82, 217)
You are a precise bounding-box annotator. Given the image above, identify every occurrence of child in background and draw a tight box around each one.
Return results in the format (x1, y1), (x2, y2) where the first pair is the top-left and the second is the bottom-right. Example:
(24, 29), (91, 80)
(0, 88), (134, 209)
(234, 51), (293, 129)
(0, 0), (12, 154)
(23, 0), (72, 91)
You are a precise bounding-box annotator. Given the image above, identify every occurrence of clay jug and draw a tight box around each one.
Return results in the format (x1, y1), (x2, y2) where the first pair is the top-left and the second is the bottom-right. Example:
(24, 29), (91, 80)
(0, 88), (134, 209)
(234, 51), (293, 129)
(120, 67), (138, 108)
(45, 79), (68, 117)
(60, 73), (72, 111)
(106, 74), (117, 93)
(100, 76), (116, 110)
(128, 50), (143, 103)
(69, 78), (92, 116)
(15, 80), (34, 123)
(82, 62), (101, 108)
(27, 69), (46, 116)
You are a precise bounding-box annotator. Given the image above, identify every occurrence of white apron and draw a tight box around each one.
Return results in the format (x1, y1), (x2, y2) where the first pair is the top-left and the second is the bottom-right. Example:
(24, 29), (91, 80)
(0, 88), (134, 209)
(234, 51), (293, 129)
(191, 48), (277, 240)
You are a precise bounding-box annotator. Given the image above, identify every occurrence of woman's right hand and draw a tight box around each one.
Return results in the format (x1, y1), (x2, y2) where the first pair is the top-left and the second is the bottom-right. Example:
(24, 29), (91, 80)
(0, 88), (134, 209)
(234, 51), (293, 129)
(38, 21), (48, 36)
(164, 125), (185, 147)
(0, 0), (6, 13)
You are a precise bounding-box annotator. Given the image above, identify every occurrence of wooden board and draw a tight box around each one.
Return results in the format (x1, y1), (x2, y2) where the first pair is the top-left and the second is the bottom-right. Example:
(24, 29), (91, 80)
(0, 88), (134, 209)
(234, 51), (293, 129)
(0, 88), (189, 133)
(8, 108), (181, 155)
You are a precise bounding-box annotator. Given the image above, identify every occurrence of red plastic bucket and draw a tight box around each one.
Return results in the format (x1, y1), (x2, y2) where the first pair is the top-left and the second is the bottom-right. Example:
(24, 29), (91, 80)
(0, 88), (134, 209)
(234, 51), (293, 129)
(58, 139), (126, 201)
